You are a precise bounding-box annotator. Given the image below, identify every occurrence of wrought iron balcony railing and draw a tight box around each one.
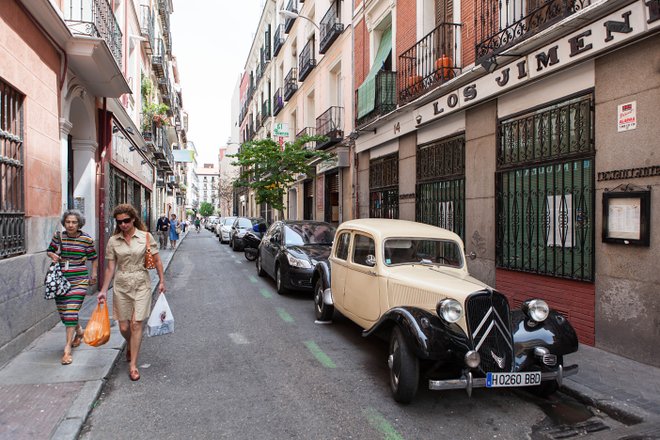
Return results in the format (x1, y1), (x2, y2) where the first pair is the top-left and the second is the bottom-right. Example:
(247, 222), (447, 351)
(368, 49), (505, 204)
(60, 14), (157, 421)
(316, 106), (343, 150)
(152, 38), (166, 78)
(273, 24), (285, 56)
(256, 112), (262, 131)
(398, 22), (461, 104)
(475, 0), (591, 63)
(284, 68), (298, 101)
(299, 38), (316, 81)
(262, 99), (271, 123)
(63, 0), (123, 69)
(296, 126), (316, 150)
(273, 88), (284, 116)
(356, 70), (397, 128)
(154, 126), (173, 171)
(284, 0), (298, 33)
(319, 3), (344, 54)
(139, 5), (154, 55)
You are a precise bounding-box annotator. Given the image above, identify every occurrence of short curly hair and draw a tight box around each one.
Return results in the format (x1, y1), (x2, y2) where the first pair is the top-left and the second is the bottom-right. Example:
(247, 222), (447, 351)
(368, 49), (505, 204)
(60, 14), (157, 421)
(60, 209), (85, 228)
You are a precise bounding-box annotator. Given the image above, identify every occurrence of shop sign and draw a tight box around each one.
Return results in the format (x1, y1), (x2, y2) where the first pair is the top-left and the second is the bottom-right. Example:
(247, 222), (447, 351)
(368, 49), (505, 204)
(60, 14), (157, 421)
(316, 149), (349, 174)
(415, 0), (657, 127)
(617, 101), (637, 132)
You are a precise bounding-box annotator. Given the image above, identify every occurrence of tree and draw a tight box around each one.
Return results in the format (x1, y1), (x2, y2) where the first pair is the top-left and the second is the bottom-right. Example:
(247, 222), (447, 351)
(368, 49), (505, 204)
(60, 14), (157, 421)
(216, 174), (237, 216)
(230, 135), (332, 211)
(198, 201), (214, 218)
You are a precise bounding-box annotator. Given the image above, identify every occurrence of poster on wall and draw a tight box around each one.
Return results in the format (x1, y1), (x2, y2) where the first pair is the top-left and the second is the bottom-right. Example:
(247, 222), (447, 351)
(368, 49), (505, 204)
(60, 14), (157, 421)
(617, 101), (637, 132)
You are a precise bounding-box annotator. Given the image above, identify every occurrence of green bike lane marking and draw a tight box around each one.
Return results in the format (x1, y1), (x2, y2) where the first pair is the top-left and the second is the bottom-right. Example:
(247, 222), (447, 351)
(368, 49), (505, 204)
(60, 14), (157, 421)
(303, 340), (336, 369)
(276, 307), (294, 323)
(249, 275), (258, 283)
(259, 287), (272, 298)
(364, 408), (404, 440)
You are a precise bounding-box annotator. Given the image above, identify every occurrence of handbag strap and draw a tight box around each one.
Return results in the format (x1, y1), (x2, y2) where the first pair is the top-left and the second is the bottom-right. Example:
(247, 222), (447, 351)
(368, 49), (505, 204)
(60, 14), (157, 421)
(56, 231), (62, 255)
(145, 232), (151, 254)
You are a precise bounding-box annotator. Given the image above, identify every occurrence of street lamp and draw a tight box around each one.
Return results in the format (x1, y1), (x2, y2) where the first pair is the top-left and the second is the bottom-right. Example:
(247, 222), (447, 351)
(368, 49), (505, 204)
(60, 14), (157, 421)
(279, 9), (319, 30)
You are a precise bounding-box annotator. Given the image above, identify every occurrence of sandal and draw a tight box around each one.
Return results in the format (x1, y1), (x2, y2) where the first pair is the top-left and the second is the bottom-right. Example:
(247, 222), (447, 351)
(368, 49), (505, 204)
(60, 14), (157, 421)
(61, 352), (73, 365)
(72, 330), (84, 348)
(128, 368), (140, 381)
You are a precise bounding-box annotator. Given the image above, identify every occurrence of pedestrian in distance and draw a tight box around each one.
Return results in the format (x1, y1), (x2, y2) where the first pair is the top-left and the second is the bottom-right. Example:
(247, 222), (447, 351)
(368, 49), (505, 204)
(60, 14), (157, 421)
(181, 220), (187, 233)
(156, 213), (169, 250)
(169, 213), (180, 249)
(194, 217), (201, 233)
(46, 209), (98, 365)
(97, 204), (166, 381)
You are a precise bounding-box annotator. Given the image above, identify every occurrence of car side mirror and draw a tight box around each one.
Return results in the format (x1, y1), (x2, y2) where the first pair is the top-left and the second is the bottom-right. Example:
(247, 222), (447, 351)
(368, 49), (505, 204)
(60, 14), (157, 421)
(365, 255), (376, 267)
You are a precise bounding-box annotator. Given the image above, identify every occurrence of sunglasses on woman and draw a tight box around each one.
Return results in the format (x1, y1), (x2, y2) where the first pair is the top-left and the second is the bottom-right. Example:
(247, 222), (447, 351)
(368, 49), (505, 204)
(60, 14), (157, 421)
(116, 218), (133, 225)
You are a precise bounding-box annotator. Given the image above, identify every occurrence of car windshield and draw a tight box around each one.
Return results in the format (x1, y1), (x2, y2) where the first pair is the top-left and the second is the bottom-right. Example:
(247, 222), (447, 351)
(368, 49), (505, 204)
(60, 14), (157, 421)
(383, 238), (464, 268)
(237, 218), (254, 228)
(223, 217), (236, 226)
(284, 223), (336, 246)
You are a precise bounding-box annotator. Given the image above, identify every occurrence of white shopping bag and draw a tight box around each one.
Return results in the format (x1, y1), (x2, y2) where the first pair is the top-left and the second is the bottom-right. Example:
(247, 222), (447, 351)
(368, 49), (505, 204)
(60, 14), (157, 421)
(147, 294), (174, 337)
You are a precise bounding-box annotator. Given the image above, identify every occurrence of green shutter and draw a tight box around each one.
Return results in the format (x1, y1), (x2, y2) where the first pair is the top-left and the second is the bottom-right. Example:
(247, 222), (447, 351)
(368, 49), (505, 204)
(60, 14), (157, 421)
(357, 27), (392, 119)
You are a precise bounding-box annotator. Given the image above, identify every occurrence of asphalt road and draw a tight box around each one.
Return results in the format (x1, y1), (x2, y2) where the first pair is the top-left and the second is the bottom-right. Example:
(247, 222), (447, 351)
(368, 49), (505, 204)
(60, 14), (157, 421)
(80, 229), (617, 440)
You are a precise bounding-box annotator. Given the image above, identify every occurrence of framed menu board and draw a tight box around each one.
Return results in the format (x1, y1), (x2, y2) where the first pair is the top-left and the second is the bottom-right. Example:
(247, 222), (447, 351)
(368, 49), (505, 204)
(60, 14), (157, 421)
(602, 188), (650, 246)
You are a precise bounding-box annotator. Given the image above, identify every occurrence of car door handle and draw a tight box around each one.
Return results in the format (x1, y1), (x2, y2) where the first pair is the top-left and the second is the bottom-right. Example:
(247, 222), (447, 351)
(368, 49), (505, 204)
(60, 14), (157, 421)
(368, 271), (377, 276)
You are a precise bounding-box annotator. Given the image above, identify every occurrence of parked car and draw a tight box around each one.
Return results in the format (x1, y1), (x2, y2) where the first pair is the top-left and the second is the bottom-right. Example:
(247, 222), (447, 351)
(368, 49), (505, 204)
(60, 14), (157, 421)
(205, 216), (218, 231)
(218, 216), (236, 244)
(230, 217), (266, 251)
(243, 222), (268, 261)
(312, 219), (579, 404)
(257, 221), (336, 294)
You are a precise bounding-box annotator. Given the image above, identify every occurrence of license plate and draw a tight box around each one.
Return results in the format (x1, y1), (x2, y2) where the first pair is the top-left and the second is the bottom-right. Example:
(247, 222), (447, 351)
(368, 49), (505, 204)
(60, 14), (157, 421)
(486, 371), (542, 387)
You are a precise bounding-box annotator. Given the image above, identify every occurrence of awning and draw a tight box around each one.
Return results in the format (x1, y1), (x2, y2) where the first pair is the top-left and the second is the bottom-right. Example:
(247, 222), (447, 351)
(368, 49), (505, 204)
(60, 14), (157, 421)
(356, 27), (392, 119)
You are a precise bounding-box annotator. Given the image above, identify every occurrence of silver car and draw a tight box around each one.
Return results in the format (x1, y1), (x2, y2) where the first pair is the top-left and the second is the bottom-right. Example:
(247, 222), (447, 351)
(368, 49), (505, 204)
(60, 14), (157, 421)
(218, 216), (236, 244)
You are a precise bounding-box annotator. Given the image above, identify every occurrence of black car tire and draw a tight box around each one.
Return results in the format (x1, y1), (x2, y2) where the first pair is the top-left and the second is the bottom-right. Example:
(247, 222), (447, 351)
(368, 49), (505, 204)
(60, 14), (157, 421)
(256, 254), (266, 277)
(314, 278), (333, 321)
(275, 265), (286, 295)
(388, 326), (419, 404)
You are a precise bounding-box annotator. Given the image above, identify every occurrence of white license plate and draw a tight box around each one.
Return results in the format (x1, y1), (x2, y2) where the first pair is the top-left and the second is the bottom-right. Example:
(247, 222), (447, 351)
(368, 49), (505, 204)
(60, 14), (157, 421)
(486, 371), (542, 387)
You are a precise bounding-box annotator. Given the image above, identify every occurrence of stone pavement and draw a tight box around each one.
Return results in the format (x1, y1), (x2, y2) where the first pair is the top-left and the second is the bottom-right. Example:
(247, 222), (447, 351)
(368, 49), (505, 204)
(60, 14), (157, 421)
(0, 227), (659, 439)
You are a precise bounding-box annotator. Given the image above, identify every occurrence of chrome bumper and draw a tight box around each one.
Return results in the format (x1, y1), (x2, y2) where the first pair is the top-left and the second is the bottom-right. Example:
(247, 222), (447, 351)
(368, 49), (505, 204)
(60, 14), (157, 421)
(428, 364), (578, 396)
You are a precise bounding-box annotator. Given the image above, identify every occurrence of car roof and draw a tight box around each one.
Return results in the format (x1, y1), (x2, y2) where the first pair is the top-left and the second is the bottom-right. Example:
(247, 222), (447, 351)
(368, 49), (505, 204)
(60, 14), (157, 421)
(337, 219), (463, 243)
(280, 220), (333, 226)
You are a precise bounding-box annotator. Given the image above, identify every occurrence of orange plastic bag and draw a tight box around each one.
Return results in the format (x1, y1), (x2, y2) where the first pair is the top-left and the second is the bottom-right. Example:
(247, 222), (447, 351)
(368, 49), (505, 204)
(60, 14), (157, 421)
(83, 303), (111, 347)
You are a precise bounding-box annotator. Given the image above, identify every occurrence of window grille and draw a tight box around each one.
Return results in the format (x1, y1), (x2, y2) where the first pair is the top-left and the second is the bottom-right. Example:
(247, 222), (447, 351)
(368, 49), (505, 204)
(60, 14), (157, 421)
(0, 79), (25, 258)
(416, 135), (465, 240)
(370, 153), (398, 219)
(496, 94), (595, 281)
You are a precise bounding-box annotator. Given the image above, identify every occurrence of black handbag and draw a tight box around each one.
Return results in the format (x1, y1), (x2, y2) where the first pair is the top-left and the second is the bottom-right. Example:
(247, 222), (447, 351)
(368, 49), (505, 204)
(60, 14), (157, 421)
(44, 232), (71, 300)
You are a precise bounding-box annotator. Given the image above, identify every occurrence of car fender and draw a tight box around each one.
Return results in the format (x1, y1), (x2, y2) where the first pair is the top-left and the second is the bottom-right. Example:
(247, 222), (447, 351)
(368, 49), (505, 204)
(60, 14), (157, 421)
(312, 261), (333, 306)
(363, 307), (471, 361)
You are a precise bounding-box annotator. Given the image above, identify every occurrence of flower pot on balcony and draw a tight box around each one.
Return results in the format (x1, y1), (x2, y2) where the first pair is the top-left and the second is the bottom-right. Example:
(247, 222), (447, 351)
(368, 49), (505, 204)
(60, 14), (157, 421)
(143, 131), (153, 142)
(407, 75), (423, 95)
(435, 55), (454, 81)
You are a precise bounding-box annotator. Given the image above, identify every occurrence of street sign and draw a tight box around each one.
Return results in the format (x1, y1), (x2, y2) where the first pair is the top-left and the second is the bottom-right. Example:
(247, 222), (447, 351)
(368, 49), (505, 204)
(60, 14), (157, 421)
(273, 122), (289, 137)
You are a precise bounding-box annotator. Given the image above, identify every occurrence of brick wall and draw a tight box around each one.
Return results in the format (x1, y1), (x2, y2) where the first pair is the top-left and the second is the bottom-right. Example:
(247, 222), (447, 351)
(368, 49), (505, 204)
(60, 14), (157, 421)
(396, 0), (416, 60)
(354, 19), (369, 89)
(461, 0), (477, 66)
(496, 269), (595, 345)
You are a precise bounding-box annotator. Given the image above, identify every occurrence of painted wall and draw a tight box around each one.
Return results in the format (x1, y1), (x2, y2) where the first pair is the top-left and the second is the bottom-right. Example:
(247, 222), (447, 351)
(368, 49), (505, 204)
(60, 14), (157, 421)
(0, 1), (63, 367)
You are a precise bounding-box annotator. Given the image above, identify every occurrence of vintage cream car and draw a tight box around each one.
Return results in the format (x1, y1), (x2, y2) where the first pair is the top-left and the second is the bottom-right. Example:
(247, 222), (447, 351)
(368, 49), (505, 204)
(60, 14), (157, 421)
(312, 219), (578, 403)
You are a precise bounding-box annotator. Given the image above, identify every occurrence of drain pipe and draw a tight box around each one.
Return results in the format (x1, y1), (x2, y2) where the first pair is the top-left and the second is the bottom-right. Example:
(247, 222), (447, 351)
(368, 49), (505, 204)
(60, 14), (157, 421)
(97, 97), (108, 287)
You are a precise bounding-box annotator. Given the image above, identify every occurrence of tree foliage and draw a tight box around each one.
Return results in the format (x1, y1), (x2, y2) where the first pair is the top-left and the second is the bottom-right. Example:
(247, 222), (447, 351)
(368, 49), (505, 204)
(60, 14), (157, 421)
(230, 135), (332, 211)
(198, 201), (214, 218)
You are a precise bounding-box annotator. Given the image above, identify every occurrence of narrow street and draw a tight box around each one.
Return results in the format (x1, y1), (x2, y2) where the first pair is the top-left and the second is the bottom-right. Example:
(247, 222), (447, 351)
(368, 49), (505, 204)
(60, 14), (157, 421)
(80, 231), (619, 440)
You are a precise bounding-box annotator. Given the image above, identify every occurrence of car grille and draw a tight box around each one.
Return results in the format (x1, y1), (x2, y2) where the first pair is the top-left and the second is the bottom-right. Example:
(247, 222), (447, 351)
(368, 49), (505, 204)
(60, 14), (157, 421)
(466, 291), (514, 374)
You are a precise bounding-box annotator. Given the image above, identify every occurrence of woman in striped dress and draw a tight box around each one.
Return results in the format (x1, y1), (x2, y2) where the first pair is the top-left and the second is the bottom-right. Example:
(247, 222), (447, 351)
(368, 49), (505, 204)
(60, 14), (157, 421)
(47, 209), (98, 365)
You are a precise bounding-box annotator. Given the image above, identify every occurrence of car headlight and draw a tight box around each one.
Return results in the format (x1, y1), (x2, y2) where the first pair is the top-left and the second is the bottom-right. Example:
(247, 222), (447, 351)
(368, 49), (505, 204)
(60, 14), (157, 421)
(437, 299), (463, 323)
(522, 299), (549, 322)
(287, 253), (312, 269)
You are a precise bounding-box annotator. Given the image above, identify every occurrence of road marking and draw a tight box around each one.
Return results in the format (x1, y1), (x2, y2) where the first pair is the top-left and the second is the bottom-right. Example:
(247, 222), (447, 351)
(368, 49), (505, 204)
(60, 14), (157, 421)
(229, 333), (249, 345)
(364, 408), (404, 440)
(249, 275), (258, 283)
(276, 307), (294, 323)
(259, 288), (272, 298)
(303, 340), (336, 368)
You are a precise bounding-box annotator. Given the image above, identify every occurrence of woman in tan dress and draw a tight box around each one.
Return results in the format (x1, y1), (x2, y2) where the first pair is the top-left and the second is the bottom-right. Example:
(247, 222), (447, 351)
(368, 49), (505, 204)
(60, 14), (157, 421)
(98, 204), (166, 381)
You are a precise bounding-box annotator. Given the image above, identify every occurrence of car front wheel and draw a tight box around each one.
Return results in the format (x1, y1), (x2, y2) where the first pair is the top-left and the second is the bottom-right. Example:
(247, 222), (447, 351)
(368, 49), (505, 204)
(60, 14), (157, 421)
(256, 254), (266, 277)
(275, 265), (286, 295)
(388, 326), (419, 404)
(314, 278), (333, 322)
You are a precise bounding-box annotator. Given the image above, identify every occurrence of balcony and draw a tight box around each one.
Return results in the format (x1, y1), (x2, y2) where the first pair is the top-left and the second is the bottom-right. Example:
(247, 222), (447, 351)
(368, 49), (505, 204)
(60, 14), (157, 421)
(319, 3), (344, 54)
(398, 22), (462, 104)
(158, 0), (170, 28)
(256, 112), (262, 131)
(154, 126), (174, 172)
(475, 0), (591, 63)
(284, 0), (298, 33)
(273, 24), (285, 56)
(356, 70), (397, 128)
(262, 99), (271, 124)
(139, 5), (154, 55)
(273, 88), (284, 116)
(152, 38), (166, 78)
(283, 68), (298, 101)
(298, 39), (316, 81)
(296, 126), (316, 150)
(315, 106), (343, 150)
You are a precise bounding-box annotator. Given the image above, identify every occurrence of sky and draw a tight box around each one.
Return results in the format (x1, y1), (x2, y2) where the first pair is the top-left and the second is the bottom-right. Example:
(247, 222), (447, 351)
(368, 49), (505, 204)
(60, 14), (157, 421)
(170, 0), (264, 165)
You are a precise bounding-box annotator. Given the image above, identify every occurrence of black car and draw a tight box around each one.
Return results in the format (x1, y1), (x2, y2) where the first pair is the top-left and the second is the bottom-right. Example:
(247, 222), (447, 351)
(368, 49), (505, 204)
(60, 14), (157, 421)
(256, 220), (336, 294)
(230, 217), (266, 251)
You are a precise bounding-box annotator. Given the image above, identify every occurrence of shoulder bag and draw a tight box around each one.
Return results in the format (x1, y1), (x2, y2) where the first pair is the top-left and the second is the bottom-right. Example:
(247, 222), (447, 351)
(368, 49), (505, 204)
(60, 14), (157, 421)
(145, 233), (156, 270)
(44, 232), (71, 300)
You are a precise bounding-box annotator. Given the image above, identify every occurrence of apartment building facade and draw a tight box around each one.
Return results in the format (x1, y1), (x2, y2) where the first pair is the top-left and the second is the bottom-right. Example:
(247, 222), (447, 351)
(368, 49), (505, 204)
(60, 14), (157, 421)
(0, 0), (190, 366)
(353, 0), (660, 366)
